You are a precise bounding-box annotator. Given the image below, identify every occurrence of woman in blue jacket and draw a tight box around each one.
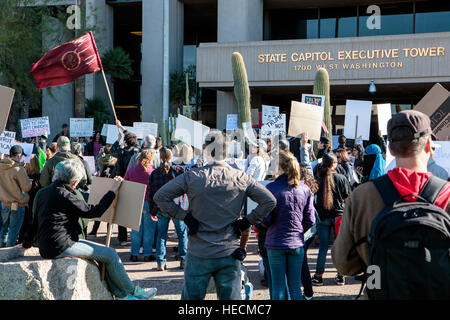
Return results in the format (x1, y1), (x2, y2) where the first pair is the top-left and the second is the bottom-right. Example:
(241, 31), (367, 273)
(263, 151), (316, 300)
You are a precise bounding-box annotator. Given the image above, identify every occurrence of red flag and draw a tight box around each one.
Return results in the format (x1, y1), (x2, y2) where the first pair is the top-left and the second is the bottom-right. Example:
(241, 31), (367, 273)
(31, 31), (102, 89)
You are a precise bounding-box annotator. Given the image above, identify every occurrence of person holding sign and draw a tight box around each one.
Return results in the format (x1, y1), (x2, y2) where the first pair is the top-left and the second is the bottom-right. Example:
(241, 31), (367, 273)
(21, 160), (157, 300)
(0, 146), (32, 247)
(52, 123), (69, 143)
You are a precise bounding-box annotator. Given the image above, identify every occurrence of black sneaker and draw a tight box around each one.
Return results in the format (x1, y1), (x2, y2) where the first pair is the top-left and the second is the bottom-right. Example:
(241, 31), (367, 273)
(130, 255), (138, 262)
(334, 274), (345, 286)
(311, 275), (323, 286)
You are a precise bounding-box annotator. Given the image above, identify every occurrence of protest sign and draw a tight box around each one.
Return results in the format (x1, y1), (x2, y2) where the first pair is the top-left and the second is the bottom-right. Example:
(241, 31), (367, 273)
(288, 101), (324, 141)
(344, 100), (372, 141)
(88, 177), (146, 231)
(301, 94), (326, 108)
(12, 142), (33, 163)
(260, 114), (286, 139)
(174, 115), (210, 150)
(133, 122), (158, 139)
(70, 118), (94, 138)
(414, 83), (450, 141)
(0, 131), (16, 154)
(332, 135), (340, 150)
(226, 114), (238, 131)
(84, 156), (96, 174)
(101, 124), (108, 136)
(433, 141), (450, 177)
(106, 124), (120, 144)
(20, 116), (51, 138)
(375, 104), (392, 136)
(0, 85), (15, 133)
(262, 105), (279, 125)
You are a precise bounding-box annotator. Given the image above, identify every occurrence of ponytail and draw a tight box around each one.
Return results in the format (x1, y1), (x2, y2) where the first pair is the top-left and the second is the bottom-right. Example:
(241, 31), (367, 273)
(318, 153), (337, 210)
(279, 151), (301, 186)
(159, 147), (173, 175)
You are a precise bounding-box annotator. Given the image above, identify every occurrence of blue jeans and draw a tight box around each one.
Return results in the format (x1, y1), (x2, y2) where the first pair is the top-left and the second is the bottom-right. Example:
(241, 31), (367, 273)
(182, 252), (242, 300)
(55, 239), (135, 298)
(267, 247), (305, 300)
(130, 203), (156, 256)
(0, 206), (25, 247)
(156, 212), (188, 265)
(315, 217), (335, 275)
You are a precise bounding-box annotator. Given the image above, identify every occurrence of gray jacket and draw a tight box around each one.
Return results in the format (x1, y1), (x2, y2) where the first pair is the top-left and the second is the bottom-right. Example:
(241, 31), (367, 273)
(153, 160), (277, 259)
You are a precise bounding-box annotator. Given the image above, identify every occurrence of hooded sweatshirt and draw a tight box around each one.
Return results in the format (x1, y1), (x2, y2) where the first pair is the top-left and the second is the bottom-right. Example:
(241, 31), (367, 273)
(0, 158), (32, 206)
(40, 152), (87, 187)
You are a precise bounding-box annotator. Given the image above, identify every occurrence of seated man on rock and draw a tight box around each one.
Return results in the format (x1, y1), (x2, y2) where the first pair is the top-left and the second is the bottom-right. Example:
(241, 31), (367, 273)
(22, 159), (157, 300)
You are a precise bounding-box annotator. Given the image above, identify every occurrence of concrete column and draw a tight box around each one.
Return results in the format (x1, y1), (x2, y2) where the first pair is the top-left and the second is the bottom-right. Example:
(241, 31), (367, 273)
(42, 16), (74, 141)
(216, 0), (263, 129)
(142, 0), (184, 124)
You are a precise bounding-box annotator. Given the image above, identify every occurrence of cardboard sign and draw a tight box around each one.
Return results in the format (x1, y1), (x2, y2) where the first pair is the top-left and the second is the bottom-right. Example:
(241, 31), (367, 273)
(84, 156), (96, 174)
(88, 177), (147, 231)
(226, 114), (238, 131)
(302, 94), (326, 108)
(344, 100), (372, 141)
(70, 118), (94, 138)
(0, 85), (15, 133)
(12, 142), (33, 163)
(133, 122), (158, 139)
(262, 105), (279, 125)
(260, 114), (286, 139)
(414, 83), (450, 141)
(20, 116), (51, 138)
(375, 104), (392, 136)
(0, 131), (16, 154)
(288, 101), (324, 141)
(174, 115), (210, 150)
(433, 141), (450, 177)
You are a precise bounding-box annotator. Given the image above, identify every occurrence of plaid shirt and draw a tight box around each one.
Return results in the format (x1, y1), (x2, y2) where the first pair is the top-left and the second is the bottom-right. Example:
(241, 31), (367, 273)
(148, 165), (188, 216)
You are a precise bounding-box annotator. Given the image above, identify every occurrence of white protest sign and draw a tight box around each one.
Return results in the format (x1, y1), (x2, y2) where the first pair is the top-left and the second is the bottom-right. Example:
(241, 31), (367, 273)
(288, 101), (324, 141)
(0, 131), (16, 154)
(133, 122), (158, 139)
(260, 114), (286, 139)
(262, 105), (279, 125)
(301, 94), (326, 108)
(226, 114), (238, 131)
(433, 141), (450, 178)
(243, 121), (258, 146)
(174, 115), (210, 150)
(376, 104), (392, 136)
(344, 100), (372, 141)
(12, 142), (33, 163)
(84, 156), (96, 174)
(106, 125), (121, 144)
(70, 118), (94, 138)
(101, 124), (108, 136)
(385, 142), (396, 171)
(20, 116), (51, 138)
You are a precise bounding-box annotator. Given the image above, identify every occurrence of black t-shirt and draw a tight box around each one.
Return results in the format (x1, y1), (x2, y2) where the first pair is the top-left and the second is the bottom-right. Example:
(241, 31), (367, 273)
(316, 173), (351, 220)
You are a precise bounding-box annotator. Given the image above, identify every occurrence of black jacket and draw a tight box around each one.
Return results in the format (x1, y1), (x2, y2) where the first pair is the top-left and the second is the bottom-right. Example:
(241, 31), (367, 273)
(23, 182), (115, 259)
(110, 141), (140, 177)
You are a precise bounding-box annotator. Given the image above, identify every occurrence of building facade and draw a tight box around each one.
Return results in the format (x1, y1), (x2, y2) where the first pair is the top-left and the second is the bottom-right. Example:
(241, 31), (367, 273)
(39, 0), (450, 140)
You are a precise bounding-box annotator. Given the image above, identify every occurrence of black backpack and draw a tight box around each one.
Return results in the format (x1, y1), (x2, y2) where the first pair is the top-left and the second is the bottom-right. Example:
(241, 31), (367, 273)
(348, 175), (450, 300)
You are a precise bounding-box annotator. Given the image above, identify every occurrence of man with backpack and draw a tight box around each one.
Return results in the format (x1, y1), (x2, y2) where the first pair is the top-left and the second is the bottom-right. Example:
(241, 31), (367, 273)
(332, 110), (450, 300)
(110, 120), (141, 246)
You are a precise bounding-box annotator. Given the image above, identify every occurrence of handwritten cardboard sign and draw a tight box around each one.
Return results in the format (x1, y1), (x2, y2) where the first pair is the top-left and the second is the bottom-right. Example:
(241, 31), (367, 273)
(88, 177), (147, 231)
(70, 118), (94, 138)
(0, 131), (16, 154)
(133, 122), (158, 139)
(20, 116), (51, 138)
(226, 114), (238, 131)
(260, 114), (286, 138)
(262, 105), (279, 125)
(0, 85), (15, 133)
(288, 101), (324, 141)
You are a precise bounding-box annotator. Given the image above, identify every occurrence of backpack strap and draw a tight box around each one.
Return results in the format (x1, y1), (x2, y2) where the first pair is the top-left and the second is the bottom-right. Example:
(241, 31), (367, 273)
(419, 176), (447, 205)
(372, 174), (401, 206)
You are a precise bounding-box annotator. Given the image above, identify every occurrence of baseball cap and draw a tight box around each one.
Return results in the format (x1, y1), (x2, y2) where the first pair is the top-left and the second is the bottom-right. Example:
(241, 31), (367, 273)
(57, 136), (71, 151)
(10, 145), (27, 157)
(387, 110), (436, 142)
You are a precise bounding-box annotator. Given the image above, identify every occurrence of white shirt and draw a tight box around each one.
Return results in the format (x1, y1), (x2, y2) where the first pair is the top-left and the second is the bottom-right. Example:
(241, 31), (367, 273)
(246, 156), (267, 181)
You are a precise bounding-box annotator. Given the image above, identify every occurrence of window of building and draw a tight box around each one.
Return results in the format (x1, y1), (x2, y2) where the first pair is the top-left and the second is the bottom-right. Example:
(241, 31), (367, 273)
(320, 7), (357, 39)
(358, 3), (414, 37)
(266, 9), (319, 40)
(415, 1), (450, 34)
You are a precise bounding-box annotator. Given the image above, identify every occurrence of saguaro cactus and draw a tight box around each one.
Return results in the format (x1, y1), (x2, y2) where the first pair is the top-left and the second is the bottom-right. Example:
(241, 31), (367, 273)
(232, 52), (251, 129)
(313, 68), (332, 147)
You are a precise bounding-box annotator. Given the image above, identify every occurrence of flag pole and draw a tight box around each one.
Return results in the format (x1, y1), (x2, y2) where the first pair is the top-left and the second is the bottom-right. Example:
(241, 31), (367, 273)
(101, 69), (118, 122)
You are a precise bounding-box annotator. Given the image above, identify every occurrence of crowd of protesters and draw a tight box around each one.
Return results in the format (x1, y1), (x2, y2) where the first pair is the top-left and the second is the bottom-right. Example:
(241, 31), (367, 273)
(0, 109), (447, 301)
